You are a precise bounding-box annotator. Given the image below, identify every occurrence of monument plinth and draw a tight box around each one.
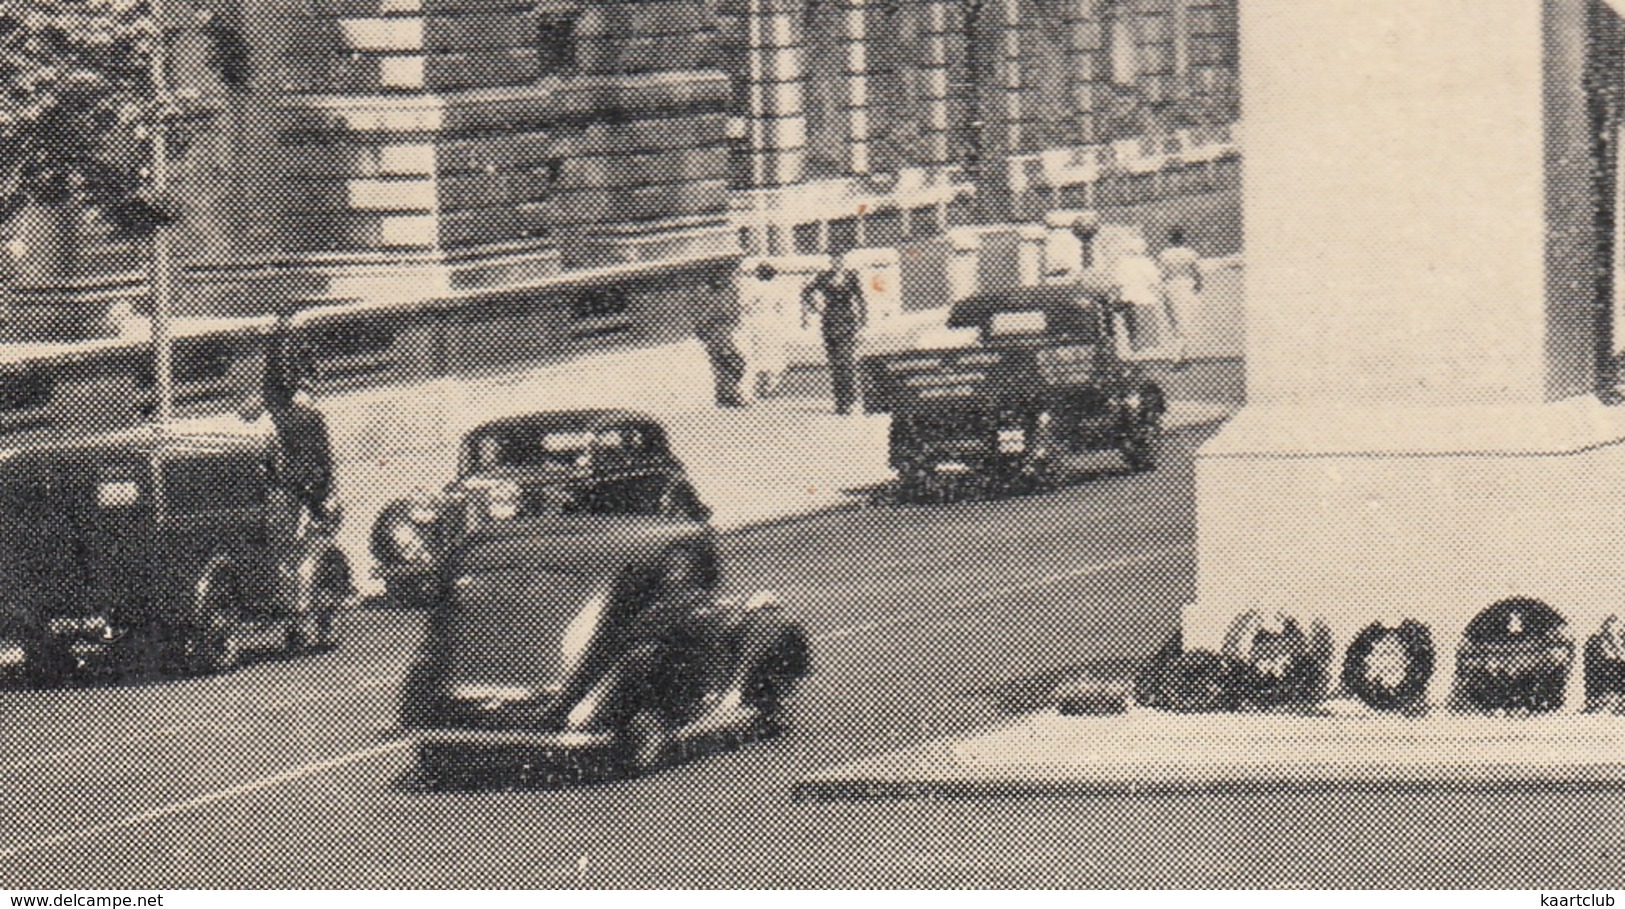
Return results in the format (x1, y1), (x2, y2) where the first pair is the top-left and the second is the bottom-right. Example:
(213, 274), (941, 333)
(1188, 0), (1625, 711)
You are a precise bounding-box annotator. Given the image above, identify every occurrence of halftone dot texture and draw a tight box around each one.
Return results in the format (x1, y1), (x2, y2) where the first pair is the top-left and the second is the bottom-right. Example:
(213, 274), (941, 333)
(12, 0), (1617, 894)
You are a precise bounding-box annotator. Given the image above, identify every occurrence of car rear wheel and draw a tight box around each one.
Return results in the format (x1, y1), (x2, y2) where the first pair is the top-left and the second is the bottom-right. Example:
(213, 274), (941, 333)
(895, 463), (934, 502)
(415, 742), (466, 788)
(1120, 406), (1163, 472)
(23, 642), (75, 688)
(743, 626), (812, 734)
(623, 708), (673, 774)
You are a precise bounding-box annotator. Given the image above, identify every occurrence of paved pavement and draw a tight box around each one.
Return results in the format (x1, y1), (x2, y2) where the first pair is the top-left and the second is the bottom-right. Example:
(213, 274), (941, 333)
(314, 305), (1233, 593)
(797, 705), (1625, 799)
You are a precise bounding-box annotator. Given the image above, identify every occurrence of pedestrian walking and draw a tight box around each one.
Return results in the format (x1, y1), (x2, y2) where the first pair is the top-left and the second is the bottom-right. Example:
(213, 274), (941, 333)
(801, 259), (868, 415)
(1158, 227), (1202, 367)
(744, 261), (790, 400)
(695, 269), (747, 407)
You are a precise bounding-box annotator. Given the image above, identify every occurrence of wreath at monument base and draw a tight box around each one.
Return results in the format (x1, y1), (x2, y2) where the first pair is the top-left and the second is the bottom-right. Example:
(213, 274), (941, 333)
(1342, 619), (1435, 712)
(1457, 597), (1573, 714)
(1221, 611), (1331, 711)
(1584, 615), (1625, 712)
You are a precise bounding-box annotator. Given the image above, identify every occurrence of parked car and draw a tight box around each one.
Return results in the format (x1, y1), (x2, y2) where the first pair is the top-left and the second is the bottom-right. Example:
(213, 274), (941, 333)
(391, 410), (811, 784)
(370, 410), (710, 607)
(0, 420), (351, 682)
(862, 285), (1166, 497)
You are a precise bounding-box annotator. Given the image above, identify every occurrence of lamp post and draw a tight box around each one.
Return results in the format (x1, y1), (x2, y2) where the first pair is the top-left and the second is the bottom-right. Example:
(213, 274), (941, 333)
(149, 0), (177, 424)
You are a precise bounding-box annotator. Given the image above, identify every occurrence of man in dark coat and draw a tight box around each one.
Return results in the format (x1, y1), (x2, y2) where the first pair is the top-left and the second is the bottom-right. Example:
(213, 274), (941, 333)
(694, 269), (747, 407)
(268, 385), (335, 522)
(262, 303), (314, 413)
(801, 263), (868, 415)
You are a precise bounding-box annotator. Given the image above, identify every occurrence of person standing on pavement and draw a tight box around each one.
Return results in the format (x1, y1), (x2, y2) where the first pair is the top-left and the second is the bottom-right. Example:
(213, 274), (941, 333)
(266, 382), (337, 536)
(745, 261), (789, 400)
(801, 259), (868, 415)
(260, 303), (335, 545)
(694, 269), (747, 408)
(1111, 234), (1176, 359)
(1158, 227), (1202, 368)
(263, 301), (314, 413)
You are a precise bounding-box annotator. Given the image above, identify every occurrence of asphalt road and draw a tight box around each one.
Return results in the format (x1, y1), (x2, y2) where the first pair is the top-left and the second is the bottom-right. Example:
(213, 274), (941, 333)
(4, 394), (1617, 889)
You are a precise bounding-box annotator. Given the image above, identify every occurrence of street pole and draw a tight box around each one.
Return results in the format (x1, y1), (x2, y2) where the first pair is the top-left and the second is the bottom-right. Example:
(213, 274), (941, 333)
(150, 0), (175, 424)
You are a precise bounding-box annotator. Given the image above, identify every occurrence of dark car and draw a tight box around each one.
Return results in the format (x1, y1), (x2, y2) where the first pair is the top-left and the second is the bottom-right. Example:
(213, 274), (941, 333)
(0, 421), (352, 682)
(370, 410), (711, 607)
(862, 285), (1166, 496)
(389, 412), (810, 784)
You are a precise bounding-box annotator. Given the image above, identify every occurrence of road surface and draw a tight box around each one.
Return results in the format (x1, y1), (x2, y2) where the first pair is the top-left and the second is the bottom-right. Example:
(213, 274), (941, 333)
(4, 407), (1613, 888)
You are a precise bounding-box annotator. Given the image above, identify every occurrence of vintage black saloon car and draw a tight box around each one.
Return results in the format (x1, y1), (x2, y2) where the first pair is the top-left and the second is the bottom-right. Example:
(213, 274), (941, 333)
(371, 410), (711, 607)
(389, 411), (811, 783)
(862, 285), (1167, 496)
(0, 420), (352, 682)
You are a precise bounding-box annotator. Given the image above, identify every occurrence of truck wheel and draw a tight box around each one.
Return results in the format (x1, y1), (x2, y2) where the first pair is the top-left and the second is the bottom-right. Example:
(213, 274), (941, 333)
(1121, 407), (1163, 472)
(189, 574), (245, 675)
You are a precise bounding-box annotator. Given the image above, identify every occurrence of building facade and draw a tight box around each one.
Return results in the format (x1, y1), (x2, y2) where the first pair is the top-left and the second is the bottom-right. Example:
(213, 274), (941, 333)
(4, 0), (1237, 337)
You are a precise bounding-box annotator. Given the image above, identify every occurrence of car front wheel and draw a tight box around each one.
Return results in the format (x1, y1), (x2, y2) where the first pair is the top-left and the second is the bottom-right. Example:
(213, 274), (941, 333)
(623, 708), (673, 774)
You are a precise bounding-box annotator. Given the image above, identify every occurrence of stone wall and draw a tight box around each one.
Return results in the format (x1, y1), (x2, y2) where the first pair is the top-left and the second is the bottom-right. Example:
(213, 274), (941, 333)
(3, 0), (744, 336)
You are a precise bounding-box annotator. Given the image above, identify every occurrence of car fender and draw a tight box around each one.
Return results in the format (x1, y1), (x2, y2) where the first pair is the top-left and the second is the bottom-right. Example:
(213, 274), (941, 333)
(370, 496), (427, 565)
(191, 555), (243, 624)
(564, 643), (664, 732)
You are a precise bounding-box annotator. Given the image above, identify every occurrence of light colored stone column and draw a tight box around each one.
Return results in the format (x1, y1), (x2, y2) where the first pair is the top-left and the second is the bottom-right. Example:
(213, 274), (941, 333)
(1066, 0), (1107, 145)
(1187, 0), (1625, 711)
(1016, 224), (1047, 286)
(995, 0), (1028, 156)
(947, 227), (983, 301)
(744, 0), (808, 188)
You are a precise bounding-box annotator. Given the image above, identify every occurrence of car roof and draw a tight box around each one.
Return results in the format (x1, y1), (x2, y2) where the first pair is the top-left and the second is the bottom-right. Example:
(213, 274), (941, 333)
(465, 409), (667, 441)
(1, 422), (270, 465)
(945, 285), (1104, 333)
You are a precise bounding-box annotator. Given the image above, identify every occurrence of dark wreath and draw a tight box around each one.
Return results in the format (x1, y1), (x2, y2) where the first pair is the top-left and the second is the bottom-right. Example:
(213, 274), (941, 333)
(1457, 597), (1573, 714)
(1341, 619), (1435, 712)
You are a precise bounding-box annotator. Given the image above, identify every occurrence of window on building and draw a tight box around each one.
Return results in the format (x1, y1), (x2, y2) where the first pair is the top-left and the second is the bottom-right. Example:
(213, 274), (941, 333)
(1108, 1), (1137, 86)
(537, 14), (579, 74)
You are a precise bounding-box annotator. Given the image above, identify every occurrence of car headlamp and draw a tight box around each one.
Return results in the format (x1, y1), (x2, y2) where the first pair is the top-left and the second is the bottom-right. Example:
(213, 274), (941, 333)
(486, 481), (521, 521)
(388, 520), (432, 565)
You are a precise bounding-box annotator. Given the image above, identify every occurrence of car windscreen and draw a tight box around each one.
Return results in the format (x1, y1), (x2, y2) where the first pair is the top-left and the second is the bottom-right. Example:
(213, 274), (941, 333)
(463, 428), (631, 471)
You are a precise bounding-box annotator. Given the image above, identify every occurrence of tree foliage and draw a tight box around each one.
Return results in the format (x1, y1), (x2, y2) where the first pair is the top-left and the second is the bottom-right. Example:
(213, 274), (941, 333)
(0, 1), (247, 238)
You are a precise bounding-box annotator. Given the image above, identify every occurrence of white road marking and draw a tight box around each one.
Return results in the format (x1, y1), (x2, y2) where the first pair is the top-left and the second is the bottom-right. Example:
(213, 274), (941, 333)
(0, 547), (1189, 860)
(0, 739), (410, 860)
(811, 546), (1190, 644)
(0, 675), (397, 773)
